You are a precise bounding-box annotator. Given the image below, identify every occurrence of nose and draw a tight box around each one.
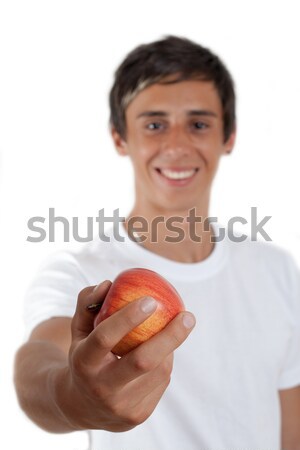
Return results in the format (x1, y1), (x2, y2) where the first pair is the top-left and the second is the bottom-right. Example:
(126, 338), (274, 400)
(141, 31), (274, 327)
(161, 126), (193, 159)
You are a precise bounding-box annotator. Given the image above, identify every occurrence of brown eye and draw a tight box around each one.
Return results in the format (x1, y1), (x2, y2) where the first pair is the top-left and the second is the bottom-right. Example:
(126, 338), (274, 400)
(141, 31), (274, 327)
(147, 122), (162, 130)
(194, 122), (208, 130)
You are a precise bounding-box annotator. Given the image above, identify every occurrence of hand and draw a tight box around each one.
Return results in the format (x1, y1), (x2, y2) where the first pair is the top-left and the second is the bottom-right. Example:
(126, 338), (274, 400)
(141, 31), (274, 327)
(60, 280), (196, 432)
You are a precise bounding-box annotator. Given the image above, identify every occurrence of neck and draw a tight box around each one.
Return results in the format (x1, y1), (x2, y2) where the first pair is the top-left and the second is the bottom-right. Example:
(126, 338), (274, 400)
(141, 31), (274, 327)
(124, 203), (214, 264)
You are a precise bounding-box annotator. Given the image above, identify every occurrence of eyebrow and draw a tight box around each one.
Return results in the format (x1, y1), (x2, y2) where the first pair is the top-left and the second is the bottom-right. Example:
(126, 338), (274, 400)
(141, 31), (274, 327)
(136, 110), (218, 119)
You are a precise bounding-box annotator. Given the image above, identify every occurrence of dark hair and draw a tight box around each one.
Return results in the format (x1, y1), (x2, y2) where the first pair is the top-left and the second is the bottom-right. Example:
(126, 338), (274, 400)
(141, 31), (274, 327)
(109, 35), (236, 143)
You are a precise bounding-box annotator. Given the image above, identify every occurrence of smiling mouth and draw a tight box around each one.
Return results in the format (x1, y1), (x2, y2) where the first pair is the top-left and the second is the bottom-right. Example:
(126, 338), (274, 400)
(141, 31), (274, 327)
(155, 168), (199, 180)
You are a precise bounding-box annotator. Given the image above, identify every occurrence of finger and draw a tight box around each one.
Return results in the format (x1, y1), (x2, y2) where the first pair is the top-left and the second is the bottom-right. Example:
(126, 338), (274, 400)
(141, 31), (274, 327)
(138, 376), (172, 419)
(126, 353), (174, 400)
(116, 373), (173, 427)
(76, 296), (158, 369)
(71, 280), (112, 341)
(110, 311), (195, 385)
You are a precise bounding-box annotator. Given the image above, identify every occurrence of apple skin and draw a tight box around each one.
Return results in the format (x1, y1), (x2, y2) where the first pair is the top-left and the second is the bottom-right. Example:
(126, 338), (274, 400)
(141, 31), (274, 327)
(93, 268), (185, 356)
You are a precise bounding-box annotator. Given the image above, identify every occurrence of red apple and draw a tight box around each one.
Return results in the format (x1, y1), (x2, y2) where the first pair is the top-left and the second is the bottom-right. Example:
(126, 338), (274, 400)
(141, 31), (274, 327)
(94, 268), (184, 356)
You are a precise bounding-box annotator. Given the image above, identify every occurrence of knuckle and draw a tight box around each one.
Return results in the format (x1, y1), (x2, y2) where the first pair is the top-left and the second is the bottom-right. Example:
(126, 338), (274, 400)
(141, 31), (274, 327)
(161, 358), (173, 378)
(71, 353), (87, 377)
(130, 352), (155, 374)
(123, 409), (146, 427)
(93, 329), (112, 350)
(77, 286), (92, 302)
(104, 399), (137, 425)
(154, 359), (173, 386)
(108, 400), (124, 419)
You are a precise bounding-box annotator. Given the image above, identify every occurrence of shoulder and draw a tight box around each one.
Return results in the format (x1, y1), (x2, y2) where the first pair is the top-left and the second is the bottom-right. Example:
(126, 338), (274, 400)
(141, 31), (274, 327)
(39, 228), (125, 284)
(226, 235), (300, 296)
(228, 236), (291, 264)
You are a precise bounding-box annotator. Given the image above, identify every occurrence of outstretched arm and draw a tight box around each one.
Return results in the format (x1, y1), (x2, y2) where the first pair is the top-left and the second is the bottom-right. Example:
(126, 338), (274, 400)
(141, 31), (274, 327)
(14, 280), (195, 433)
(280, 386), (300, 450)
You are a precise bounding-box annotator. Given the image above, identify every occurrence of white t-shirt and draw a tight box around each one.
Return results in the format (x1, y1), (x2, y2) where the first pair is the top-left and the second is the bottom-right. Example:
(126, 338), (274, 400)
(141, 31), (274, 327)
(23, 224), (300, 450)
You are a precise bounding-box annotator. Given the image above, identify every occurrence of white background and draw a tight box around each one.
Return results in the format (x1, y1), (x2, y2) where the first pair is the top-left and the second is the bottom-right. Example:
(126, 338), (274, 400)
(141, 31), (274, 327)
(0, 1), (299, 449)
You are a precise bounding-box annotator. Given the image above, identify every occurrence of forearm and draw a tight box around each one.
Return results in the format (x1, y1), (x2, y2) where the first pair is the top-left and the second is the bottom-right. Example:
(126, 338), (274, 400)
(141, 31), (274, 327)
(14, 340), (78, 433)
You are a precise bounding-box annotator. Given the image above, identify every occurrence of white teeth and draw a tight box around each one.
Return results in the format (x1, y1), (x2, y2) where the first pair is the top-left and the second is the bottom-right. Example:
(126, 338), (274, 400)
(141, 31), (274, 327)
(160, 169), (197, 180)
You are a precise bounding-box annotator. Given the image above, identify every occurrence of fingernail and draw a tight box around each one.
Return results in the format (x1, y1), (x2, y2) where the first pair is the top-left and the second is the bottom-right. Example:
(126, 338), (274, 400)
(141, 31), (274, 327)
(86, 301), (103, 312)
(93, 280), (110, 293)
(182, 313), (195, 329)
(93, 284), (100, 292)
(140, 297), (157, 314)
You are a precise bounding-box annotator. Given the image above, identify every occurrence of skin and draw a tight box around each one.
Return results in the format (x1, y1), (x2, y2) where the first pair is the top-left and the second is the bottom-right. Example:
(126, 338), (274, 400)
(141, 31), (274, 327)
(14, 284), (195, 432)
(112, 79), (235, 262)
(14, 79), (300, 446)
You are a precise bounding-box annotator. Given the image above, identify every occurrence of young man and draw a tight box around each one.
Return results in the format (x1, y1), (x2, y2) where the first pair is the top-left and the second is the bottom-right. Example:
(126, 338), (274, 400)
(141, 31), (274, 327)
(15, 36), (300, 449)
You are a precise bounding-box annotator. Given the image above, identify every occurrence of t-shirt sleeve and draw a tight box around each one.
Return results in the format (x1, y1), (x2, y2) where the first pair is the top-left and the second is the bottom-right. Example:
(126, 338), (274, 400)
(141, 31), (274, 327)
(22, 250), (89, 341)
(277, 254), (300, 390)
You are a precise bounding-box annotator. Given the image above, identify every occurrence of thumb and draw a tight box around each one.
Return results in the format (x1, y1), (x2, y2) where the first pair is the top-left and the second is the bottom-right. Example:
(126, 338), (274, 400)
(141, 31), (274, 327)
(71, 280), (112, 342)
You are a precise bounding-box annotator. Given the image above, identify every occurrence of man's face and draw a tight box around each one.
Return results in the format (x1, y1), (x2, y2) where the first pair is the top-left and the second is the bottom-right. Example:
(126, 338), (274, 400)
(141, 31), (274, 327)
(112, 79), (236, 215)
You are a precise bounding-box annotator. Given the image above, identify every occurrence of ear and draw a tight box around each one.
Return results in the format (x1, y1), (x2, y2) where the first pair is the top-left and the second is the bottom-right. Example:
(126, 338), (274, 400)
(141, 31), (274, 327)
(111, 126), (128, 156)
(224, 127), (237, 155)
